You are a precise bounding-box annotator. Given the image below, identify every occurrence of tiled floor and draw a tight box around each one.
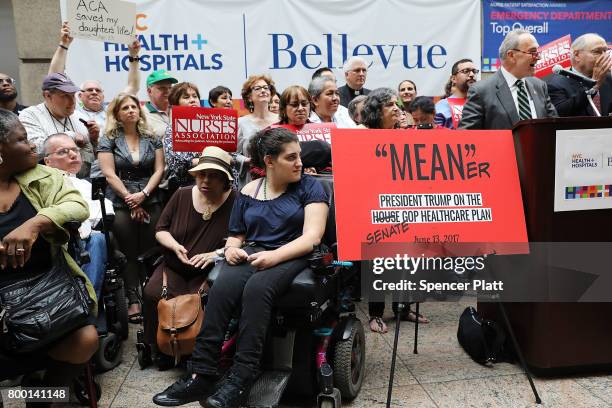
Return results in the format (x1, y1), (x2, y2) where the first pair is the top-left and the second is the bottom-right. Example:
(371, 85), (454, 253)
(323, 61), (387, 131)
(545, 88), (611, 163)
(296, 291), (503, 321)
(1, 299), (610, 407)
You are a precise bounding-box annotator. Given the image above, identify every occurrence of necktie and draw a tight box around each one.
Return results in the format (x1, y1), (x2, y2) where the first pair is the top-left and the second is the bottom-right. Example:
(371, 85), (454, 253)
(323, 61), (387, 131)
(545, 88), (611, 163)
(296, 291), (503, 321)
(592, 92), (602, 115)
(515, 79), (532, 121)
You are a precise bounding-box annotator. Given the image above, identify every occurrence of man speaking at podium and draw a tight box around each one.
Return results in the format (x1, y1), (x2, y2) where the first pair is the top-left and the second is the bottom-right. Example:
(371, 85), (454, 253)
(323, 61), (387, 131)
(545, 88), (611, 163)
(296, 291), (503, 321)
(545, 33), (612, 117)
(459, 29), (557, 130)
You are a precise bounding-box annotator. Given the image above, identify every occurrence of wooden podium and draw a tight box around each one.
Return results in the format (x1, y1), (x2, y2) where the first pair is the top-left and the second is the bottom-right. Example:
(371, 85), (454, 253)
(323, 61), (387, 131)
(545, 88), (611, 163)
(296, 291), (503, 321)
(479, 116), (612, 374)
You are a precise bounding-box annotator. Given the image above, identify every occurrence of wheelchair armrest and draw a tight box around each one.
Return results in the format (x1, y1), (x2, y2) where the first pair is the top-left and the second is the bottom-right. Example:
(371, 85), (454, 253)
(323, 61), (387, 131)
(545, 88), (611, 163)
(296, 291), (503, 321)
(137, 246), (163, 273)
(64, 220), (81, 232)
(207, 261), (224, 286)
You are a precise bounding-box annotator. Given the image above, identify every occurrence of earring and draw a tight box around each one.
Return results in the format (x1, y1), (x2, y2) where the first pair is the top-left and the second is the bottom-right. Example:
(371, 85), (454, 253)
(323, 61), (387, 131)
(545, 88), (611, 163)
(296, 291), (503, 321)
(0, 153), (3, 165)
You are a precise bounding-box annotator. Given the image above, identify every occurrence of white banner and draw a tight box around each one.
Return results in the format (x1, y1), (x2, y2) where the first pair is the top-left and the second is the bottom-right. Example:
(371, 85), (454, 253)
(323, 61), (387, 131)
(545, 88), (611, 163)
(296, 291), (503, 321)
(67, 0), (136, 45)
(62, 0), (481, 102)
(554, 128), (612, 212)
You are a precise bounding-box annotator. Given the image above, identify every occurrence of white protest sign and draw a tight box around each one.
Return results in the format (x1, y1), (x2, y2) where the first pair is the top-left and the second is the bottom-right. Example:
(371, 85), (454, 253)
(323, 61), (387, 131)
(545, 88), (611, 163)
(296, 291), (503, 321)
(67, 0), (136, 45)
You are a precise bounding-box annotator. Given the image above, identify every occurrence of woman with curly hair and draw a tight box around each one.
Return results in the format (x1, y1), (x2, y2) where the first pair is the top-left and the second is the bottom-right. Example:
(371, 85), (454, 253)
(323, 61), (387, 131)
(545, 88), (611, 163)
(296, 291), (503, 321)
(98, 93), (165, 321)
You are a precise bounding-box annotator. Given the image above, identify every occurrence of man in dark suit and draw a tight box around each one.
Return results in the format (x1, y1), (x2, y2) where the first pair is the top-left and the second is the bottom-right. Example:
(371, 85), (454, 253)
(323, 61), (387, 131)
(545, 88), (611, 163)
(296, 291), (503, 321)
(545, 33), (612, 117)
(459, 29), (557, 130)
(338, 56), (371, 107)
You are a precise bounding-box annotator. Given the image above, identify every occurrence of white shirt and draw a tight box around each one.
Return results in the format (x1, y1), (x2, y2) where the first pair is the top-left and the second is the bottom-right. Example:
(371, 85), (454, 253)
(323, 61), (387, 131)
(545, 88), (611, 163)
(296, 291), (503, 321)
(65, 175), (115, 239)
(19, 102), (92, 154)
(309, 105), (356, 128)
(499, 66), (537, 119)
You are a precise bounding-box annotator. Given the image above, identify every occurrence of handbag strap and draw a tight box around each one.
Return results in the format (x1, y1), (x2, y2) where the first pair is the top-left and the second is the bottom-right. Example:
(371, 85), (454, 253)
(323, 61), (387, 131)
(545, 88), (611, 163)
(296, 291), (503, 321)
(161, 268), (210, 300)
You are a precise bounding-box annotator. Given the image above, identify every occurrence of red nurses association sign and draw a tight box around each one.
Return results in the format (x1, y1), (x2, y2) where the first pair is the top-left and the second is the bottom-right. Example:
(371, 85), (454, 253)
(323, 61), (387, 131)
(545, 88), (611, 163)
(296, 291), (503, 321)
(331, 129), (528, 261)
(535, 35), (572, 78)
(172, 106), (238, 153)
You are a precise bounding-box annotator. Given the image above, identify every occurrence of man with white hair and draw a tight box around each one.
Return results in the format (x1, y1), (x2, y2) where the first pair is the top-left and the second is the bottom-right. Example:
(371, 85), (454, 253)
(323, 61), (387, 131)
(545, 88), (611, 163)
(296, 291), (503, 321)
(338, 56), (371, 107)
(43, 133), (114, 300)
(545, 33), (612, 117)
(459, 29), (557, 129)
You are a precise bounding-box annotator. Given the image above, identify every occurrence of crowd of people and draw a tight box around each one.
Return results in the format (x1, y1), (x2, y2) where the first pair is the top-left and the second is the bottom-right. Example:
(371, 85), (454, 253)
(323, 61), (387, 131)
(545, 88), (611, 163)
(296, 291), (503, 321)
(0, 20), (611, 407)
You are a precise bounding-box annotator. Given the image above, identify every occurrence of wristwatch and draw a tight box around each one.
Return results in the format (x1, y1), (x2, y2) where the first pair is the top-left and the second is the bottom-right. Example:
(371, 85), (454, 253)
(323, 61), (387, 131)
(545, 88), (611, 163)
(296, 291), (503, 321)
(215, 248), (225, 257)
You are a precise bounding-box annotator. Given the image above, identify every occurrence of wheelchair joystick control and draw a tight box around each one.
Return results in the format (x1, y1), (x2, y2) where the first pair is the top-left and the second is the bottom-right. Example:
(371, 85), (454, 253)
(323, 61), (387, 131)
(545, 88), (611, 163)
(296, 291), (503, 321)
(319, 362), (334, 394)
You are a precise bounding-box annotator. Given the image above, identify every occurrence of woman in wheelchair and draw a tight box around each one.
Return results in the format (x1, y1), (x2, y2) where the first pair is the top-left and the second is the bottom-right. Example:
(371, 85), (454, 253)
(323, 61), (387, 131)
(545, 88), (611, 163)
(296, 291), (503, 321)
(0, 110), (98, 385)
(143, 146), (236, 367)
(153, 127), (329, 407)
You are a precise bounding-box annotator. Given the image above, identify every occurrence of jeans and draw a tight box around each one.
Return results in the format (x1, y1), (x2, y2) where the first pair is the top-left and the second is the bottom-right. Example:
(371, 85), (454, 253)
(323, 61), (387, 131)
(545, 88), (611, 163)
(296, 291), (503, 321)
(189, 247), (307, 380)
(81, 232), (107, 301)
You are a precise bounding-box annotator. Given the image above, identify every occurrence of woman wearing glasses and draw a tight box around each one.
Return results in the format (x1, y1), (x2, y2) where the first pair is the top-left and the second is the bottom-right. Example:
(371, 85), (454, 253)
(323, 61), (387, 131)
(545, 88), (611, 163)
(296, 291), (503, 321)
(236, 75), (278, 188)
(434, 59), (479, 129)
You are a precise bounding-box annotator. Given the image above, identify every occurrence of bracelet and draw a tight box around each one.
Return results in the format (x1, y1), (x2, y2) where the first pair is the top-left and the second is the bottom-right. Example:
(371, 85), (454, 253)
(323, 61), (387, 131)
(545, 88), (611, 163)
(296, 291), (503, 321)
(128, 56), (140, 62)
(142, 188), (150, 197)
(58, 44), (68, 50)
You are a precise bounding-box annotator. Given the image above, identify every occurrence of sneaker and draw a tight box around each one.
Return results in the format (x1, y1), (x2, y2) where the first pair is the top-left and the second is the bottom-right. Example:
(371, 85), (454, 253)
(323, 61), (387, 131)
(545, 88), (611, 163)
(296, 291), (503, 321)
(153, 374), (216, 406)
(204, 373), (250, 408)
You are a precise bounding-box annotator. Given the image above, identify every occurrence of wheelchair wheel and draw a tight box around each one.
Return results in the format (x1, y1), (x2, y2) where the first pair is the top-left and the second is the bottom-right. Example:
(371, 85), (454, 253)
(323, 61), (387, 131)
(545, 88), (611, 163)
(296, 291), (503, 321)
(74, 375), (101, 406)
(114, 281), (129, 340)
(94, 332), (122, 372)
(332, 320), (365, 400)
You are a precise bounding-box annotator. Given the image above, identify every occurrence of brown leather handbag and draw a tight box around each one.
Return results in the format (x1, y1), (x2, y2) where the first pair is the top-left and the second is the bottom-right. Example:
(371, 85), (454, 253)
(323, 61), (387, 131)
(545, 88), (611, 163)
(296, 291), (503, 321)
(156, 270), (207, 365)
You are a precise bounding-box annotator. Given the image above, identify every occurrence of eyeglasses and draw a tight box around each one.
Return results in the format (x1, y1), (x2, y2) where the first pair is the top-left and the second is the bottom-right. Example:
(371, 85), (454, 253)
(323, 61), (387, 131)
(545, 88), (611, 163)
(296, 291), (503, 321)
(47, 147), (80, 157)
(287, 100), (310, 108)
(0, 77), (15, 85)
(251, 85), (270, 92)
(82, 87), (103, 93)
(456, 68), (480, 75)
(511, 49), (541, 58)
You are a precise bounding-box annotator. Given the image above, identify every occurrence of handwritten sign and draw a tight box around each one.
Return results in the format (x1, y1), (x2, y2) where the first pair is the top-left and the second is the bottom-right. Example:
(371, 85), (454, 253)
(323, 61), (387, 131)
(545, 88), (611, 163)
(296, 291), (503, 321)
(67, 0), (136, 45)
(535, 35), (572, 78)
(172, 106), (238, 153)
(297, 123), (336, 144)
(331, 129), (528, 260)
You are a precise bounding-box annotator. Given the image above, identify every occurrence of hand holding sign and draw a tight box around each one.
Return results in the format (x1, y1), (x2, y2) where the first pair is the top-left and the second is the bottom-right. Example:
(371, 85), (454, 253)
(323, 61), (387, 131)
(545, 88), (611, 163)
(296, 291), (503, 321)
(60, 21), (74, 48)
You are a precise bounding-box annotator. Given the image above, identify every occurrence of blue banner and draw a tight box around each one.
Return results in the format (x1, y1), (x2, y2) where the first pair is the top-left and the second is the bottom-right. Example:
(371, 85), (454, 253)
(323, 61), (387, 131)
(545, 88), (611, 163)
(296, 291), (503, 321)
(482, 0), (612, 71)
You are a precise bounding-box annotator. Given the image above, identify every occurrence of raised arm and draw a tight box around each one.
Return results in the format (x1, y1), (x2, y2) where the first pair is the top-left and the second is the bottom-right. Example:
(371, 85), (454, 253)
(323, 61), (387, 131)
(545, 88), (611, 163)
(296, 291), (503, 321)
(123, 38), (141, 96)
(48, 21), (73, 74)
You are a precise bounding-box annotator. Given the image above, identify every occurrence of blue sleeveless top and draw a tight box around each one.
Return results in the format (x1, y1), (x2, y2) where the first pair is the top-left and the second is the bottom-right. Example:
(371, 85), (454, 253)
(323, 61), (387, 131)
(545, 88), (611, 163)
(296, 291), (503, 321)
(229, 175), (329, 249)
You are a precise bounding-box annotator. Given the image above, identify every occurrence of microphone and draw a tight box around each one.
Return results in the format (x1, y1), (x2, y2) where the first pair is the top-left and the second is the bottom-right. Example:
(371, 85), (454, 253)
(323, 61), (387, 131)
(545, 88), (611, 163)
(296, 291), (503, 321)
(552, 65), (597, 88)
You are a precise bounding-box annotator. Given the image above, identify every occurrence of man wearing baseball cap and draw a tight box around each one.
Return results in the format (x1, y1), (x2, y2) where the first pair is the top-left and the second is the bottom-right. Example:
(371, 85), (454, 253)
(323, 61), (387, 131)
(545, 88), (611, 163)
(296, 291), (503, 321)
(19, 72), (98, 178)
(144, 69), (178, 139)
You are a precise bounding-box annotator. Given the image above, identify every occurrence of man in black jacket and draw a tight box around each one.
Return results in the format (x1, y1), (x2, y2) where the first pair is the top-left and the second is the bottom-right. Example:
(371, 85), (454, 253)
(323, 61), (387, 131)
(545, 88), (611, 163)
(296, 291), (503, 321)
(545, 33), (612, 117)
(338, 56), (371, 107)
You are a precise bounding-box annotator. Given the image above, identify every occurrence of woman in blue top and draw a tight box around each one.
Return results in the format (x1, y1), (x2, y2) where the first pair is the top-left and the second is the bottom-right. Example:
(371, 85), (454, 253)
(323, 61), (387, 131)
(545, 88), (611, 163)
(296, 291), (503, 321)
(153, 127), (329, 407)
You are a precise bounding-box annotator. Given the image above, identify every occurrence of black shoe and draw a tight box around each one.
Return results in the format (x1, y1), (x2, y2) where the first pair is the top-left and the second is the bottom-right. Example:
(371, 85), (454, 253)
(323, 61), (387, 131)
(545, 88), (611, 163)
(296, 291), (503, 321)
(205, 373), (250, 408)
(153, 374), (216, 406)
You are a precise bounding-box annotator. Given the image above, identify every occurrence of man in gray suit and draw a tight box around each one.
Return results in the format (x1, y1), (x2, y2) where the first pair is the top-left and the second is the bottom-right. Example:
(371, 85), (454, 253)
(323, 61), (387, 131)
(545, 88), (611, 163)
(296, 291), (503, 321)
(459, 29), (557, 130)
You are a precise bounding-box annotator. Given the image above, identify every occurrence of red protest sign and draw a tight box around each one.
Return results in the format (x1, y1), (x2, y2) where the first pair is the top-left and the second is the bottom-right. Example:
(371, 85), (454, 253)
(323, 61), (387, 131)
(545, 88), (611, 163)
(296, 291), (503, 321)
(297, 123), (336, 144)
(331, 129), (528, 260)
(535, 35), (572, 78)
(172, 106), (238, 153)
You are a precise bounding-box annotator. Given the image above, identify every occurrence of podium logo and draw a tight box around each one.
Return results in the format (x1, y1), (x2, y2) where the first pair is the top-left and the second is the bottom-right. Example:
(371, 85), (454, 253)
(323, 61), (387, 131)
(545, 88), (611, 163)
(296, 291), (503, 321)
(570, 153), (600, 169)
(565, 185), (612, 200)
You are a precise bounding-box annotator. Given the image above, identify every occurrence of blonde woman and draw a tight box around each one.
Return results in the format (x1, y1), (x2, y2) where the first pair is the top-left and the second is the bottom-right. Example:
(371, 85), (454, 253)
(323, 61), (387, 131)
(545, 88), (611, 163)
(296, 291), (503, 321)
(98, 93), (165, 322)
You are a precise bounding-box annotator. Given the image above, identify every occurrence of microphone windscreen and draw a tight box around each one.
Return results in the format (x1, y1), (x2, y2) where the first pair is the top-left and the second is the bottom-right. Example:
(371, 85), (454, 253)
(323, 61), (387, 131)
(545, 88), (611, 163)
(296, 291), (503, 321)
(552, 65), (563, 74)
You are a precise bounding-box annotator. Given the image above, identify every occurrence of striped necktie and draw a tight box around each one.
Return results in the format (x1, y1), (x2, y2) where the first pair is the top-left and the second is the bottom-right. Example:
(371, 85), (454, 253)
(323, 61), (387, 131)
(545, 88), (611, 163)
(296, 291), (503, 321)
(515, 79), (532, 120)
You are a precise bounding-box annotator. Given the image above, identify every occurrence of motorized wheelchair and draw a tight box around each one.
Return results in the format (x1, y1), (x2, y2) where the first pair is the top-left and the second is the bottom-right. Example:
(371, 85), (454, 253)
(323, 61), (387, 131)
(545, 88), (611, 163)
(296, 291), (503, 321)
(136, 174), (365, 407)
